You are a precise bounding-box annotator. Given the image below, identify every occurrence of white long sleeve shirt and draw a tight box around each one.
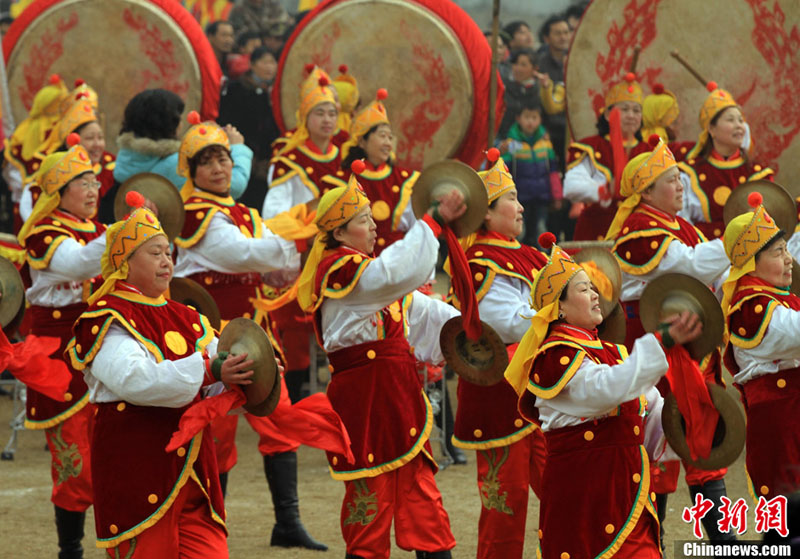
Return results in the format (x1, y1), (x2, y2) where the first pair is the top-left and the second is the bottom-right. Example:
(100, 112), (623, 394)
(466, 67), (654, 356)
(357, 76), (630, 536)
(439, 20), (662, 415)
(731, 304), (800, 385)
(477, 274), (534, 344)
(563, 157), (610, 206)
(27, 235), (106, 307)
(262, 171), (315, 219)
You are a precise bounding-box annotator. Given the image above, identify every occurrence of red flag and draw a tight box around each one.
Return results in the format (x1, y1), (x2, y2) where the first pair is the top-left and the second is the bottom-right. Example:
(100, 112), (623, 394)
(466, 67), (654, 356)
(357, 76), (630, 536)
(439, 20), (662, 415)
(166, 386), (246, 452)
(607, 106), (626, 198)
(0, 331), (71, 401)
(443, 225), (483, 340)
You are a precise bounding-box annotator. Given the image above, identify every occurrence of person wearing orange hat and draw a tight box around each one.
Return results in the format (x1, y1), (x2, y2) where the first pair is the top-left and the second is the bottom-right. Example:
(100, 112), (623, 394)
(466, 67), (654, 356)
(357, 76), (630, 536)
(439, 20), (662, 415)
(721, 192), (800, 501)
(444, 148), (548, 559)
(66, 195), (254, 558)
(296, 162), (466, 558)
(172, 112), (336, 551)
(608, 136), (734, 544)
(564, 72), (651, 240)
(17, 136), (107, 558)
(504, 232), (701, 559)
(677, 81), (774, 240)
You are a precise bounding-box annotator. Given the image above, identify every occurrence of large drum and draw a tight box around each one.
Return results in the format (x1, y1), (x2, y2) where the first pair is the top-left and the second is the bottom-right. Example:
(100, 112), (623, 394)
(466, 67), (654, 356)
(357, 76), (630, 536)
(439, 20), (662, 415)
(273, 0), (499, 170)
(566, 0), (799, 179)
(2, 0), (222, 152)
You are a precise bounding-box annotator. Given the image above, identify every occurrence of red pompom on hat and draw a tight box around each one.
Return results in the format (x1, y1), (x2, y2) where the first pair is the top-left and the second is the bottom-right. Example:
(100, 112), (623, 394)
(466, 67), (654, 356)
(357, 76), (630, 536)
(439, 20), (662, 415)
(318, 75), (330, 87)
(487, 147), (500, 163)
(706, 80), (718, 92)
(539, 232), (557, 250)
(648, 134), (661, 148)
(49, 74), (61, 85)
(75, 91), (89, 100)
(338, 64), (348, 74)
(624, 72), (636, 83)
(125, 190), (146, 209)
(748, 191), (763, 209)
(187, 111), (202, 125)
(351, 159), (366, 175)
(304, 63), (315, 73)
(376, 88), (388, 101)
(74, 79), (85, 87)
(66, 133), (81, 148)
(653, 83), (665, 95)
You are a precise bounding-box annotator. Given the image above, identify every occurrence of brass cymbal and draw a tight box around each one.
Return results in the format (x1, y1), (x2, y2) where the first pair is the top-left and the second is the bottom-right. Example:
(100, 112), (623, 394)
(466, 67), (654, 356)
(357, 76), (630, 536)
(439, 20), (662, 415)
(218, 318), (279, 417)
(114, 173), (186, 240)
(597, 302), (627, 345)
(0, 257), (25, 329)
(661, 382), (746, 470)
(722, 179), (797, 237)
(639, 273), (724, 361)
(411, 160), (487, 238)
(574, 246), (622, 319)
(168, 277), (222, 331)
(440, 316), (508, 386)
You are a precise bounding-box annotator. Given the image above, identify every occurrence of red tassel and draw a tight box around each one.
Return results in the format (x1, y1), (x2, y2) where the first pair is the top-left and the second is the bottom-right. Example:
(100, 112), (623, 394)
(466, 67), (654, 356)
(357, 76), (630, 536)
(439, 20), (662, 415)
(125, 190), (146, 208)
(351, 159), (366, 175)
(444, 226), (483, 341)
(748, 191), (763, 208)
(707, 80), (718, 92)
(607, 107), (626, 198)
(338, 64), (348, 74)
(653, 83), (665, 95)
(304, 63), (315, 73)
(538, 232), (557, 250)
(187, 111), (202, 125)
(319, 75), (330, 87)
(376, 88), (388, 101)
(66, 132), (81, 147)
(648, 134), (661, 148)
(0, 332), (72, 402)
(74, 78), (85, 87)
(49, 74), (61, 85)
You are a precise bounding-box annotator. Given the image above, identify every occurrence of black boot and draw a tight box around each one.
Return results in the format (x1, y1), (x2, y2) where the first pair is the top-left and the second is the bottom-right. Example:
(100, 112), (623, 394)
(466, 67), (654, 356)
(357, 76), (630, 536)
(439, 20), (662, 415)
(689, 479), (737, 542)
(54, 505), (85, 559)
(219, 471), (229, 498)
(655, 493), (668, 552)
(285, 368), (309, 404)
(416, 552), (453, 559)
(263, 451), (328, 551)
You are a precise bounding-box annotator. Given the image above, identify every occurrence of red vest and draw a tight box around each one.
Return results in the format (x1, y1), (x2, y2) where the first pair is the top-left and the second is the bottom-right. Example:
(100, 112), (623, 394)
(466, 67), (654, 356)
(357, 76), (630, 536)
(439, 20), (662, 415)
(269, 140), (344, 198)
(67, 287), (225, 547)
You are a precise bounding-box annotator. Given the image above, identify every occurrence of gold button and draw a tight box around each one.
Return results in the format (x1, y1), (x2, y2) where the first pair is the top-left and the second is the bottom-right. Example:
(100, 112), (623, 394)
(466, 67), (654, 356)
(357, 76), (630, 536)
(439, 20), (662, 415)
(713, 228), (722, 237)
(177, 447), (186, 457)
(91, 325), (99, 335)
(243, 214), (251, 222)
(561, 553), (570, 559)
(689, 159), (696, 165)
(474, 272), (484, 281)
(760, 485), (769, 495)
(109, 524), (118, 534)
(305, 166), (314, 174)
(538, 529), (543, 539)
(64, 392), (72, 401)
(367, 453), (374, 463)
(777, 379), (787, 388)
(97, 300), (107, 306)
(377, 238), (385, 246)
(474, 251), (484, 257)
(650, 241), (658, 249)
(277, 168), (285, 176)
(30, 407), (36, 416)
(584, 431), (594, 441)
(559, 356), (570, 365)
(148, 494), (158, 504)
(738, 176), (747, 184)
(622, 227), (629, 234)
(506, 262), (514, 270)
(632, 473), (641, 483)
(78, 239), (86, 246)
(625, 251), (631, 259)
(533, 374), (540, 383)
(681, 146), (687, 153)
(392, 185), (399, 193)
(367, 350), (376, 359)
(192, 323), (201, 332)
(474, 429), (483, 438)
(651, 492), (656, 501)
(754, 304), (763, 313)
(738, 327), (746, 336)
(117, 402), (126, 412)
(514, 419), (524, 428)
(44, 235), (53, 243)
(605, 523), (615, 534)
(754, 165), (762, 171)
(409, 427), (417, 437)
(333, 282), (342, 289)
(332, 456), (338, 465)
(699, 173), (707, 181)
(52, 310), (62, 319)
(242, 312), (251, 319)
(76, 344), (82, 353)
(204, 276), (213, 285)
(130, 319), (136, 328)
(353, 255), (363, 264)
(52, 220), (61, 226)
(288, 154), (296, 160)
(195, 211), (204, 219)
(633, 425), (640, 436)
(595, 151), (602, 159)
(401, 170), (409, 178)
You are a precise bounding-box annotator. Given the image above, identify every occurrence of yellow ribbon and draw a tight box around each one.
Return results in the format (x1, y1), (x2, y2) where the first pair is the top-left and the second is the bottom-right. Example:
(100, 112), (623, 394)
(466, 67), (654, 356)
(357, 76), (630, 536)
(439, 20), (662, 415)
(18, 191), (60, 245)
(719, 260), (755, 345)
(580, 261), (613, 301)
(504, 300), (559, 397)
(296, 233), (328, 312)
(605, 193), (641, 241)
(87, 263), (128, 306)
(263, 204), (318, 240)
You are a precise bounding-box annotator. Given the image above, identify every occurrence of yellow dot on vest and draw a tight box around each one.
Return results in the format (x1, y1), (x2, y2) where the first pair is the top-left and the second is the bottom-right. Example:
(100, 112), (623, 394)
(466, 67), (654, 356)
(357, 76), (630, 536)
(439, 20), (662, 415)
(164, 331), (188, 355)
(688, 159), (696, 165)
(473, 429), (483, 438)
(474, 272), (484, 281)
(514, 418), (524, 428)
(204, 276), (213, 285)
(332, 282), (342, 290)
(650, 241), (658, 250)
(754, 164), (762, 171)
(192, 323), (201, 332)
(377, 238), (386, 246)
(538, 529), (543, 539)
(647, 221), (656, 227)
(777, 378), (787, 388)
(117, 402), (126, 412)
(75, 344), (82, 353)
(533, 373), (540, 383)
(622, 227), (629, 234)
(409, 427), (417, 437)
(401, 170), (409, 177)
(44, 235), (53, 243)
(243, 312), (251, 319)
(177, 447), (186, 457)
(30, 407), (36, 416)
(633, 425), (640, 436)
(305, 166), (314, 174)
(130, 319), (136, 328)
(625, 251), (631, 259)
(353, 255), (363, 264)
(52, 220), (61, 226)
(91, 325), (99, 335)
(148, 494), (158, 504)
(754, 304), (763, 313)
(506, 262), (514, 270)
(680, 146), (688, 153)
(699, 173), (707, 181)
(336, 170), (344, 176)
(595, 151), (602, 159)
(372, 200), (391, 221)
(713, 186), (732, 206)
(713, 228), (722, 237)
(328, 364), (335, 373)
(367, 453), (374, 463)
(222, 208), (231, 215)
(738, 176), (747, 184)
(98, 300), (107, 306)
(62, 392), (72, 401)
(239, 225), (249, 235)
(632, 473), (641, 483)
(737, 327), (746, 336)
(109, 524), (118, 534)
(52, 309), (62, 319)
(195, 211), (204, 219)
(243, 214), (251, 222)
(760, 485), (769, 495)
(392, 185), (400, 193)
(207, 477), (211, 487)
(559, 355), (570, 365)
(332, 456), (338, 465)
(288, 153), (296, 160)
(277, 168), (285, 175)
(651, 492), (656, 501)
(561, 553), (570, 559)
(367, 349), (376, 359)
(584, 431), (594, 441)
(605, 524), (615, 534)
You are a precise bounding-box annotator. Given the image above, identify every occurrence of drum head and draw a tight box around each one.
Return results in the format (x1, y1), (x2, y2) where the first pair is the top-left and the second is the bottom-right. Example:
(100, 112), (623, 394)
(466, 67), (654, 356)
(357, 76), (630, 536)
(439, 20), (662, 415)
(566, 0), (799, 178)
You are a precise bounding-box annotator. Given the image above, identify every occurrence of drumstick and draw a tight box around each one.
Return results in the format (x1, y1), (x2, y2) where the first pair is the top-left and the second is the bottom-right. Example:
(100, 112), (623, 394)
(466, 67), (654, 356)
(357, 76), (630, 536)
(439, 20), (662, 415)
(629, 46), (640, 74)
(670, 50), (708, 86)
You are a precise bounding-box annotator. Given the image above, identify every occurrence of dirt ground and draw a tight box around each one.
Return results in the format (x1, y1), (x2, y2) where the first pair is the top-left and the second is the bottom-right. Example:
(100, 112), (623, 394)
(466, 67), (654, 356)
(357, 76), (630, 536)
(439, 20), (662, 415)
(0, 376), (753, 559)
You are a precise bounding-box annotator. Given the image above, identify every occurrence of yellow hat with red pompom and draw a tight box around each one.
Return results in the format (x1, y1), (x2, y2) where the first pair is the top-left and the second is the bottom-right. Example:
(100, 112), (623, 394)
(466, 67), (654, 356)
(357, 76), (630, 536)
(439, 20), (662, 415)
(332, 64), (359, 115)
(277, 67), (338, 157)
(478, 147), (516, 203)
(642, 83), (679, 141)
(59, 78), (99, 116)
(89, 190), (167, 305)
(340, 88), (390, 161)
(10, 74), (70, 163)
(177, 111), (231, 200)
(688, 80), (740, 159)
(604, 72), (643, 110)
(54, 92), (98, 148)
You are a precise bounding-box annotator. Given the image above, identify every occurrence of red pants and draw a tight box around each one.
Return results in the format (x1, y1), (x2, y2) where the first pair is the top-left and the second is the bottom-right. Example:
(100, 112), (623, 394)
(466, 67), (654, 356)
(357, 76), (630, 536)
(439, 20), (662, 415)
(269, 300), (312, 371)
(475, 429), (546, 559)
(104, 477), (228, 558)
(210, 375), (300, 473)
(44, 404), (94, 512)
(341, 454), (455, 559)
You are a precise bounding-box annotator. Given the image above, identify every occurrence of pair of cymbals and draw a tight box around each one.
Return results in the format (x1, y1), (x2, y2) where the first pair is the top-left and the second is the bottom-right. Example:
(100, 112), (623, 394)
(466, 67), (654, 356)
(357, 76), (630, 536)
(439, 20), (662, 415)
(218, 317), (280, 417)
(439, 316), (508, 386)
(0, 257), (25, 330)
(113, 173), (186, 240)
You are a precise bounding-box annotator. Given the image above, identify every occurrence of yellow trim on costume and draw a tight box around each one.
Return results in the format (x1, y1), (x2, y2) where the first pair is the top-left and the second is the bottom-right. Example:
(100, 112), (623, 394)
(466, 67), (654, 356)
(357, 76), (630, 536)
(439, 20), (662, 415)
(175, 206), (221, 248)
(321, 174), (348, 191)
(391, 170), (418, 231)
(401, 293), (413, 339)
(68, 310), (166, 370)
(329, 388), (434, 481)
(189, 189), (235, 207)
(474, 237), (522, 249)
(678, 162), (710, 222)
(526, 342), (587, 399)
(727, 295), (779, 349)
(472, 258), (532, 288)
(748, 168), (774, 182)
(268, 156), (321, 196)
(24, 392), (90, 430)
(189, 470), (227, 530)
(452, 422), (538, 450)
(707, 155), (745, 170)
(613, 230), (675, 275)
(0, 243), (26, 265)
(26, 234), (69, 269)
(359, 165), (392, 181)
(110, 290), (167, 306)
(96, 433), (203, 548)
(314, 253), (371, 309)
(567, 142), (612, 184)
(297, 142), (338, 163)
(49, 211), (97, 233)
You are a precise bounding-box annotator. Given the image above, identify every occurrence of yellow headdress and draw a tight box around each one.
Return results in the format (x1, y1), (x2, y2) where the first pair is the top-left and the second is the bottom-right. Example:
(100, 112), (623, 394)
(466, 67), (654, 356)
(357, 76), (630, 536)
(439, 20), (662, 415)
(18, 135), (94, 244)
(604, 72), (643, 110)
(687, 80), (739, 160)
(177, 111), (231, 201)
(605, 135), (677, 240)
(505, 232), (584, 397)
(88, 191), (167, 305)
(333, 64), (360, 132)
(720, 191), (782, 318)
(297, 160), (371, 312)
(41, 92), (98, 155)
(642, 83), (679, 141)
(59, 79), (99, 116)
(479, 147), (516, 204)
(10, 74), (69, 161)
(276, 65), (338, 157)
(340, 88), (390, 161)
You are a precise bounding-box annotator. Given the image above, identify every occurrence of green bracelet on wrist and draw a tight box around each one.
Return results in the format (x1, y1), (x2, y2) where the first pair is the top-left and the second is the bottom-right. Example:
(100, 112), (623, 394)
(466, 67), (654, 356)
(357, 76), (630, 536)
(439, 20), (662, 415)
(429, 200), (445, 227)
(657, 324), (675, 349)
(211, 351), (229, 381)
